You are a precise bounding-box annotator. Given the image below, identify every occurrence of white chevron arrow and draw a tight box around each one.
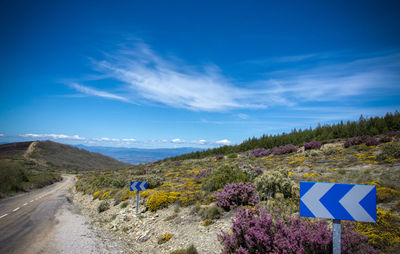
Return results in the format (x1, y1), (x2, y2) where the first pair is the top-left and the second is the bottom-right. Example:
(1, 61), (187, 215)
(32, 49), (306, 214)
(339, 185), (375, 222)
(139, 181), (147, 190)
(301, 183), (334, 219)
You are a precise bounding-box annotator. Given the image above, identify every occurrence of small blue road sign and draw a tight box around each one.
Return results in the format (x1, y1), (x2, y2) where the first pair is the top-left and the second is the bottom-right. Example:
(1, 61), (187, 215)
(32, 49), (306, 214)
(300, 182), (376, 222)
(130, 181), (147, 192)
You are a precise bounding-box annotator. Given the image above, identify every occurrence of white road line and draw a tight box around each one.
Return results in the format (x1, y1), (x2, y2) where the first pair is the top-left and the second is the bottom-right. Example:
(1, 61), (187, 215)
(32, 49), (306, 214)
(13, 207), (20, 212)
(0, 214), (8, 219)
(30, 200), (34, 203)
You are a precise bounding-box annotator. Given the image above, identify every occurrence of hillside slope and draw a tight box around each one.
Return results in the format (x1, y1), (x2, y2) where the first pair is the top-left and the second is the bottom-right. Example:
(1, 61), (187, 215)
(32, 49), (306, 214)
(75, 136), (400, 253)
(27, 141), (132, 171)
(0, 141), (131, 197)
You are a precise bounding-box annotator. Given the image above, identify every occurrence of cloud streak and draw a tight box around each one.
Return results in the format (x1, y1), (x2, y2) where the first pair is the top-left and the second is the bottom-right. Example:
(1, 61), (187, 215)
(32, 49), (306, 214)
(260, 53), (400, 102)
(91, 44), (266, 111)
(70, 83), (129, 102)
(70, 43), (400, 112)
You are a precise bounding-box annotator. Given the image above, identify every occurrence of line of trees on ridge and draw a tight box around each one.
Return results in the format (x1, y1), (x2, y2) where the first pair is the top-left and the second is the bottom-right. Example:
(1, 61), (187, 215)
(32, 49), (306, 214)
(166, 111), (400, 161)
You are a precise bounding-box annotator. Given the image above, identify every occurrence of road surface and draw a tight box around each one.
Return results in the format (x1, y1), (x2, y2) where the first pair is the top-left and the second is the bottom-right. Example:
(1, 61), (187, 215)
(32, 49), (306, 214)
(0, 175), (75, 253)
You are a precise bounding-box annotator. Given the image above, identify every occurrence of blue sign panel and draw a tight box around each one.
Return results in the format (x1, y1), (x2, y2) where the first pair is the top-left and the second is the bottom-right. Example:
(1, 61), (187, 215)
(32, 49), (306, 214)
(130, 181), (147, 191)
(300, 182), (376, 222)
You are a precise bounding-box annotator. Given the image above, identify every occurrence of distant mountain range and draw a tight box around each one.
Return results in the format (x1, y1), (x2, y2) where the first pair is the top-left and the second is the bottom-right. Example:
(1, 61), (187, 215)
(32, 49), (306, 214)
(75, 145), (204, 164)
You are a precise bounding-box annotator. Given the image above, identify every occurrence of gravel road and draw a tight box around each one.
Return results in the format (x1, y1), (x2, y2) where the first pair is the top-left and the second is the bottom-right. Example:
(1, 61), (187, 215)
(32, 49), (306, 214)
(0, 176), (128, 254)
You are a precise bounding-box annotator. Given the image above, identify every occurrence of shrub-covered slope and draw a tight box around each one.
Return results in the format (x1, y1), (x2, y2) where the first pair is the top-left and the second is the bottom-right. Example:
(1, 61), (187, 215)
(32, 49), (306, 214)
(75, 135), (400, 253)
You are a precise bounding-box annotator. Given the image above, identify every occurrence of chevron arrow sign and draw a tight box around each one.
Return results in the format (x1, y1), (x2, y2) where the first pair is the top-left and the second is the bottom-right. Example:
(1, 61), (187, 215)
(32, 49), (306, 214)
(130, 181), (147, 191)
(300, 182), (376, 222)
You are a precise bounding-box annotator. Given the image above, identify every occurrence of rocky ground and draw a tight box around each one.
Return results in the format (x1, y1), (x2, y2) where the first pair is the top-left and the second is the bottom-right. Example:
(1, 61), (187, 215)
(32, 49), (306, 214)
(72, 191), (233, 254)
(27, 188), (130, 254)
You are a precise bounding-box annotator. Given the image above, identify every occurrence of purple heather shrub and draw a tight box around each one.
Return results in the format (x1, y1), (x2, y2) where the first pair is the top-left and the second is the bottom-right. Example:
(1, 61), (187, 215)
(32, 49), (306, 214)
(379, 135), (392, 143)
(215, 182), (259, 211)
(364, 136), (379, 146)
(387, 130), (400, 137)
(304, 140), (323, 150)
(214, 155), (224, 160)
(219, 206), (377, 254)
(344, 136), (381, 148)
(194, 168), (214, 181)
(272, 144), (298, 155)
(248, 148), (272, 158)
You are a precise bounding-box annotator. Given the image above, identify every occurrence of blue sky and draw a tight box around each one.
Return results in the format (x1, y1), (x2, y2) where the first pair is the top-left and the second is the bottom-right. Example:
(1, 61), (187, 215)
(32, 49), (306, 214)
(0, 0), (399, 148)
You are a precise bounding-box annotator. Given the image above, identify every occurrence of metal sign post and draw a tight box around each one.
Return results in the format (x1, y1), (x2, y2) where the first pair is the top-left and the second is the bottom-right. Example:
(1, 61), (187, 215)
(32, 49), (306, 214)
(136, 191), (140, 214)
(130, 181), (147, 214)
(300, 182), (376, 253)
(332, 219), (341, 254)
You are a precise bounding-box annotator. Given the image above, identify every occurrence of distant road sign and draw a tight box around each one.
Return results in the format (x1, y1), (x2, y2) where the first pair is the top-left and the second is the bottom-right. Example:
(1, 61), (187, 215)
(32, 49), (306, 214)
(130, 181), (147, 191)
(300, 182), (376, 222)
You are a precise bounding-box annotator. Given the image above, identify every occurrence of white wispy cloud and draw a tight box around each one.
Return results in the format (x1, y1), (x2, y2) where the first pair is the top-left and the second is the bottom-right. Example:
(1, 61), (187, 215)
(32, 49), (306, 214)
(216, 139), (231, 145)
(237, 113), (249, 119)
(20, 133), (86, 140)
(89, 43), (272, 111)
(70, 83), (129, 102)
(14, 133), (231, 148)
(0, 134), (4, 137)
(171, 138), (183, 143)
(70, 43), (399, 112)
(258, 53), (400, 103)
(122, 138), (136, 142)
(198, 139), (207, 145)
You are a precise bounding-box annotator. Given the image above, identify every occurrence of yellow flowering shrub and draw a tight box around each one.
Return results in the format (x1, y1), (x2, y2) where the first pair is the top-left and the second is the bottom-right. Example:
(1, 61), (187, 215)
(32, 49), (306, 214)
(93, 191), (101, 199)
(178, 190), (199, 206)
(362, 182), (400, 203)
(362, 181), (381, 188)
(121, 190), (136, 201)
(158, 233), (173, 244)
(146, 191), (179, 211)
(202, 193), (216, 205)
(377, 187), (400, 203)
(140, 189), (155, 198)
(100, 191), (109, 200)
(303, 172), (319, 178)
(356, 208), (400, 252)
(201, 219), (214, 226)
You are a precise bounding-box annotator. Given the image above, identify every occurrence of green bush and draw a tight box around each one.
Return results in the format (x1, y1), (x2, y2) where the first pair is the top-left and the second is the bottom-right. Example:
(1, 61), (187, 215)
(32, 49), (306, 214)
(98, 201), (110, 213)
(378, 142), (400, 160)
(147, 175), (164, 189)
(198, 205), (224, 220)
(120, 201), (128, 208)
(228, 153), (238, 159)
(202, 165), (250, 192)
(170, 244), (198, 254)
(254, 170), (297, 200)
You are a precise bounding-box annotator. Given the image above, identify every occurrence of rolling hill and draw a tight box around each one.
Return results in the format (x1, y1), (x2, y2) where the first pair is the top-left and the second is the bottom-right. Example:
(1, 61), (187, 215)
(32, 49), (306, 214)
(0, 140), (131, 197)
